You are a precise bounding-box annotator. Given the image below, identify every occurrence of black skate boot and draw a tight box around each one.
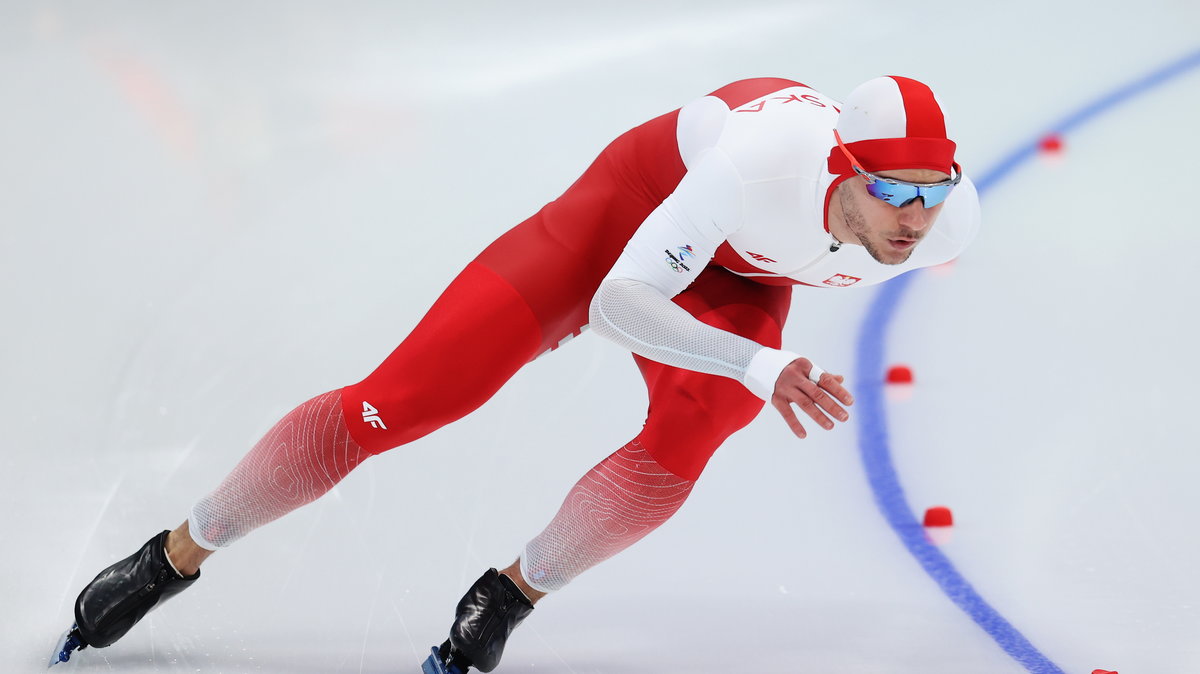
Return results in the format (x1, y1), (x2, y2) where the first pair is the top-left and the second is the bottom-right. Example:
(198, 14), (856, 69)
(421, 568), (534, 674)
(50, 530), (200, 665)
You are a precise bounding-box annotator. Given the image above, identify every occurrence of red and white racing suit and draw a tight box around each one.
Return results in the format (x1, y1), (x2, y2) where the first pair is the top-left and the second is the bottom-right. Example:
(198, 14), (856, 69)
(190, 77), (979, 592)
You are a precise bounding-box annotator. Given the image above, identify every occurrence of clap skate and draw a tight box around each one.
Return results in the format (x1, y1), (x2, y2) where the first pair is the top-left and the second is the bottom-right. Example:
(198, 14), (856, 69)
(421, 568), (534, 673)
(50, 530), (199, 666)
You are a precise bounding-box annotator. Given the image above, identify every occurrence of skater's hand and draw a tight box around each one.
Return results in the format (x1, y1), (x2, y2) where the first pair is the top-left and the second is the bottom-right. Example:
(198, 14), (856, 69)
(771, 358), (853, 439)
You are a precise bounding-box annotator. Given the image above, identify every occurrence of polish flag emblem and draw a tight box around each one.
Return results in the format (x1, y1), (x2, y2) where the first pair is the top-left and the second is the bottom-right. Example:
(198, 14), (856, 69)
(823, 274), (861, 287)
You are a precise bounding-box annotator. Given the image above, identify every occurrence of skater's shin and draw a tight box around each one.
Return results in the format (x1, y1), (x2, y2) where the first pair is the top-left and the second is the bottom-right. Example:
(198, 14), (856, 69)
(519, 441), (695, 593)
(189, 390), (369, 549)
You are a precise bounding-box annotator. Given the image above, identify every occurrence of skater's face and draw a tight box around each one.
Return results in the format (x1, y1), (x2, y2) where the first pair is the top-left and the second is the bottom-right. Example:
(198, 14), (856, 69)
(835, 167), (949, 266)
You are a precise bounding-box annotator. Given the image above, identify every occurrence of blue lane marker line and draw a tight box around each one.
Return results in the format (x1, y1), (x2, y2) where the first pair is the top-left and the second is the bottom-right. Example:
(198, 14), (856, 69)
(977, 46), (1200, 194)
(852, 45), (1200, 674)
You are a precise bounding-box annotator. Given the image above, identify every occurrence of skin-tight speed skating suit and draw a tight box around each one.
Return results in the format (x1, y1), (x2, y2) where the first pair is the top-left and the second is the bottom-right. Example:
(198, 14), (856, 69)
(188, 77), (980, 595)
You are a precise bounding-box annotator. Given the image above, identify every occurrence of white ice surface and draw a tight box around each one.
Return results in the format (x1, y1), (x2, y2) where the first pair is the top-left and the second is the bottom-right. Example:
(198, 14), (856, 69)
(2, 1), (1199, 672)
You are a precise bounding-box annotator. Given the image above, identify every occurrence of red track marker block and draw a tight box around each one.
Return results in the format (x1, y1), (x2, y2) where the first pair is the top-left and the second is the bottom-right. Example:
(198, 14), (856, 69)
(1039, 133), (1064, 154)
(1091, 670), (1118, 674)
(923, 506), (954, 527)
(885, 364), (914, 385)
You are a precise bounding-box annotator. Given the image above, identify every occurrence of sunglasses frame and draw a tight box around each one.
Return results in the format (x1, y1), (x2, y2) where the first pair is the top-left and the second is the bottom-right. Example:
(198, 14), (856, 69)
(833, 129), (962, 208)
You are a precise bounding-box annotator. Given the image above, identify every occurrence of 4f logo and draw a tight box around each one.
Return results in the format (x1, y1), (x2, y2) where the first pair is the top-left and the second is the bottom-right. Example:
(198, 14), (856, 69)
(665, 245), (695, 273)
(746, 251), (777, 264)
(362, 401), (387, 429)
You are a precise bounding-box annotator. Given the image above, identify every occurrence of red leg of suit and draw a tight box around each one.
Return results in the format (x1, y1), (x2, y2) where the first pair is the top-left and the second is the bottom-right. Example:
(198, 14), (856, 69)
(633, 267), (792, 480)
(340, 107), (688, 454)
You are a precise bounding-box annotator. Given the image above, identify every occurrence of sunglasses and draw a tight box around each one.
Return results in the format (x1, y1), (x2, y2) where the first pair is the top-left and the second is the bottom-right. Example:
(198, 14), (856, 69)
(833, 129), (961, 208)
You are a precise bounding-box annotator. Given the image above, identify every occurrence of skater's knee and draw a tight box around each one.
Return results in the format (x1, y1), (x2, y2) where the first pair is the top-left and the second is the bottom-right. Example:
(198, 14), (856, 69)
(338, 379), (487, 454)
(639, 379), (764, 480)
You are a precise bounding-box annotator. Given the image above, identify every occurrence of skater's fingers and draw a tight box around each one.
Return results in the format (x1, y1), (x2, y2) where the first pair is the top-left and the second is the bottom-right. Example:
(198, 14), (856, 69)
(783, 382), (837, 431)
(804, 379), (849, 425)
(772, 358), (851, 435)
(812, 371), (854, 407)
(772, 395), (807, 439)
(778, 359), (853, 406)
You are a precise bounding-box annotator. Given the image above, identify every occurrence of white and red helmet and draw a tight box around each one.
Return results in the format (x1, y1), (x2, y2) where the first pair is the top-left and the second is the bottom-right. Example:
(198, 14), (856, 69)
(827, 75), (957, 176)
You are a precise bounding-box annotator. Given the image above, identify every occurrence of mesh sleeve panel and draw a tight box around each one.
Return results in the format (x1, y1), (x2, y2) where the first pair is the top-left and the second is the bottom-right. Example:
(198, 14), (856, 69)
(188, 390), (369, 549)
(520, 441), (694, 593)
(589, 276), (764, 382)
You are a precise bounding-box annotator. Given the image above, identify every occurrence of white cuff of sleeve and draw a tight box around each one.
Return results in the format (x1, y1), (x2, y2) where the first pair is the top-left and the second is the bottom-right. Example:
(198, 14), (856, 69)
(743, 348), (801, 400)
(186, 509), (222, 551)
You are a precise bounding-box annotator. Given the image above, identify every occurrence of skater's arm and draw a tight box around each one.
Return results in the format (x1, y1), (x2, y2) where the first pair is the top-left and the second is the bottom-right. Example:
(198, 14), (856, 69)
(589, 151), (853, 436)
(589, 149), (752, 378)
(591, 279), (852, 437)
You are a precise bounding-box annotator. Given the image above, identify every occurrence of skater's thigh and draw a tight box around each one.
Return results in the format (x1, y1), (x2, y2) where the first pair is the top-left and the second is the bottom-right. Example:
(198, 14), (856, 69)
(477, 108), (687, 349)
(634, 268), (792, 480)
(345, 110), (691, 453)
(341, 261), (544, 453)
(342, 189), (645, 452)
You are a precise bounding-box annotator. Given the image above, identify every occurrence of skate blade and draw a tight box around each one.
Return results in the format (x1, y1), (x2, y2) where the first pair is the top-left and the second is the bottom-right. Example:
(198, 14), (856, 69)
(48, 627), (78, 668)
(421, 646), (446, 674)
(421, 645), (466, 674)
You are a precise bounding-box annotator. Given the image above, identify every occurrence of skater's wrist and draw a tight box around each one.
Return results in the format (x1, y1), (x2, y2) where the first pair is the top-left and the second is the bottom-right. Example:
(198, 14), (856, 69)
(743, 348), (802, 400)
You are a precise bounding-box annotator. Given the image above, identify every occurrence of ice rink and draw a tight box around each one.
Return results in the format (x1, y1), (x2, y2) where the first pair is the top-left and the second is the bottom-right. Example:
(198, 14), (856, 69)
(3, 2), (1199, 672)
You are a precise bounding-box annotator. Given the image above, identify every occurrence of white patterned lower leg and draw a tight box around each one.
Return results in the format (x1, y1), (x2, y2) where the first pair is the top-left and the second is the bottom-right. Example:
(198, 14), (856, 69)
(520, 441), (695, 592)
(189, 390), (368, 549)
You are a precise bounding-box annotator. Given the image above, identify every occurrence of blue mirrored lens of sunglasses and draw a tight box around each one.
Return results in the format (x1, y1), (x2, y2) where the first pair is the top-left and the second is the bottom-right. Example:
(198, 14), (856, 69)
(854, 166), (961, 208)
(863, 179), (955, 207)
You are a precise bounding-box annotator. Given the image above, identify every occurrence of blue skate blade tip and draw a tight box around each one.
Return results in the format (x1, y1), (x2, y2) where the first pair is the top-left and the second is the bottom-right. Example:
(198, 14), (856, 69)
(421, 646), (449, 674)
(421, 645), (468, 674)
(48, 628), (76, 668)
